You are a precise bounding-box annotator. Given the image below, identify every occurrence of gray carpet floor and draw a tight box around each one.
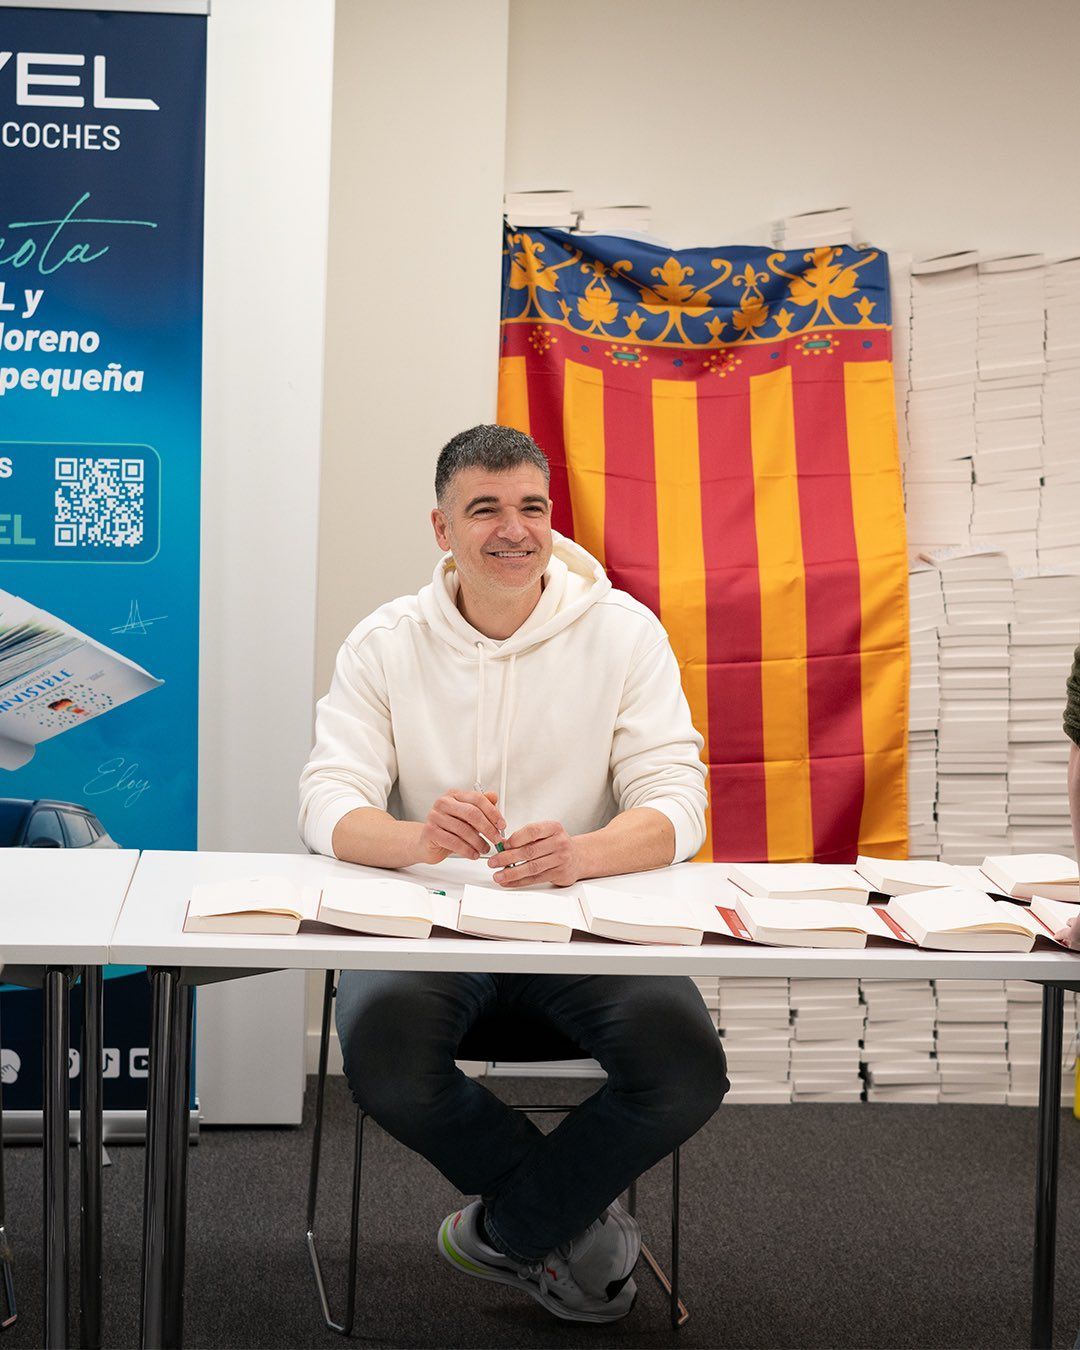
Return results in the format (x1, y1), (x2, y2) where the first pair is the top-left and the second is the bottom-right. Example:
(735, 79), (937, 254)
(3, 1075), (1080, 1348)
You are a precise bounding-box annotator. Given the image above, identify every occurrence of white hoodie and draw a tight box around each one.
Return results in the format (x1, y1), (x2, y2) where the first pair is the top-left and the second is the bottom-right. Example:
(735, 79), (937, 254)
(298, 533), (707, 862)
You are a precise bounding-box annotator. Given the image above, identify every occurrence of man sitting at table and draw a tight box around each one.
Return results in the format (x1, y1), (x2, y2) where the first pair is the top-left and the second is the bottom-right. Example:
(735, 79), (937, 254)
(298, 424), (727, 1324)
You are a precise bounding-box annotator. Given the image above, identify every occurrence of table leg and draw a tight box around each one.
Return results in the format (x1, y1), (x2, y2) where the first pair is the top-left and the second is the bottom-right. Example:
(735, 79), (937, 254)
(1032, 983), (1064, 1350)
(80, 966), (103, 1350)
(43, 967), (70, 1350)
(140, 969), (178, 1350)
(162, 984), (193, 1349)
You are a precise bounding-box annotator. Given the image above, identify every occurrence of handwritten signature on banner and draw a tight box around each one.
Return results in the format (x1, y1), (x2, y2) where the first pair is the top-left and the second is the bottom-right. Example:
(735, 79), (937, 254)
(0, 191), (157, 276)
(83, 755), (150, 809)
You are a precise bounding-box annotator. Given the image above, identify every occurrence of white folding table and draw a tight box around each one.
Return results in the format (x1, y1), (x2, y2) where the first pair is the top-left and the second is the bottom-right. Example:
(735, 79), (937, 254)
(0, 847), (140, 1350)
(111, 850), (1080, 1350)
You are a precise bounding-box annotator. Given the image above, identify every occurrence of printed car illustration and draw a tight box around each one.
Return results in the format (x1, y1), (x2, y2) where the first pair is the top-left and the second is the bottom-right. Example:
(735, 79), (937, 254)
(0, 798), (119, 849)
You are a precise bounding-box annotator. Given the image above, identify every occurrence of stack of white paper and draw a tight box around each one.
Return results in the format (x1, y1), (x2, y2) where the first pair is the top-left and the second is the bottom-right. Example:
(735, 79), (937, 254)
(1041, 258), (1080, 568)
(788, 979), (864, 1102)
(909, 562), (945, 858)
(1005, 981), (1078, 1106)
(1007, 578), (1080, 853)
(715, 978), (793, 1104)
(892, 251), (913, 464)
(771, 207), (854, 249)
(861, 979), (939, 1102)
(905, 253), (979, 552)
(574, 204), (653, 236)
(503, 189), (576, 229)
(970, 256), (1046, 568)
(934, 980), (1009, 1104)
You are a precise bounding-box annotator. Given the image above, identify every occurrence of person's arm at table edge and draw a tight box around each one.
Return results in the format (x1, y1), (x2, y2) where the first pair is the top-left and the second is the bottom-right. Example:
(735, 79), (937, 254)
(331, 807), (424, 870)
(572, 805), (676, 878)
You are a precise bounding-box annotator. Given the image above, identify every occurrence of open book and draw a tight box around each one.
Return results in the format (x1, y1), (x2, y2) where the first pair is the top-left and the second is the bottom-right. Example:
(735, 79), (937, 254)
(185, 875), (437, 938)
(719, 895), (913, 949)
(728, 863), (872, 904)
(578, 884), (704, 945)
(855, 856), (968, 895)
(979, 854), (1080, 903)
(885, 888), (1068, 952)
(456, 885), (581, 942)
(0, 588), (162, 770)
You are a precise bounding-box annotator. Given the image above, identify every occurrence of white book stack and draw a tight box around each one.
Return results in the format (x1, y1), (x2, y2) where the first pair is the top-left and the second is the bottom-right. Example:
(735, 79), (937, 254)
(905, 253), (979, 552)
(1041, 258), (1080, 569)
(503, 189), (577, 229)
(908, 562), (945, 858)
(1004, 981), (1077, 1107)
(934, 980), (1009, 1104)
(771, 207), (854, 249)
(574, 205), (653, 237)
(716, 978), (793, 1104)
(971, 256), (1046, 570)
(788, 979), (864, 1102)
(1007, 573), (1080, 853)
(861, 978), (939, 1102)
(892, 252), (913, 465)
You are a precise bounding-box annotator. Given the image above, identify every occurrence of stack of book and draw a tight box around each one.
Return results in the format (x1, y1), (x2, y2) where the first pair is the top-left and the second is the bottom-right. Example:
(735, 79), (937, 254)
(904, 253), (979, 553)
(861, 979), (939, 1103)
(771, 207), (854, 249)
(1041, 258), (1080, 569)
(934, 980), (1009, 1105)
(1005, 980), (1078, 1107)
(908, 562), (945, 858)
(788, 979), (864, 1102)
(970, 255), (1046, 569)
(574, 205), (653, 236)
(503, 190), (576, 229)
(1007, 573), (1080, 853)
(715, 978), (793, 1104)
(891, 251), (913, 465)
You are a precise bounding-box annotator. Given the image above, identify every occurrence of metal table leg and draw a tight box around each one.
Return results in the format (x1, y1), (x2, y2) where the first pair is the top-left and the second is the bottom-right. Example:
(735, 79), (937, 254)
(140, 969), (178, 1350)
(43, 967), (71, 1350)
(1032, 983), (1064, 1350)
(0, 998), (17, 1331)
(80, 966), (103, 1349)
(162, 985), (193, 1349)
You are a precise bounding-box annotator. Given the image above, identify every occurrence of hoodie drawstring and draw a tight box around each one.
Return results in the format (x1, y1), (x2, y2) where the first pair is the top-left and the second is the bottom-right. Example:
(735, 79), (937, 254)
(473, 644), (517, 827)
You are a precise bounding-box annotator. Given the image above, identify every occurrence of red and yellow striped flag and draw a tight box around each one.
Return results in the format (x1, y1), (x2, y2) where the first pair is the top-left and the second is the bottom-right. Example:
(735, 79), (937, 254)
(498, 228), (909, 863)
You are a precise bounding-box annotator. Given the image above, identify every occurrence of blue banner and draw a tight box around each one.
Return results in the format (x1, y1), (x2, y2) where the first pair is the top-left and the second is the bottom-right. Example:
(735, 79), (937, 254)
(0, 7), (206, 1109)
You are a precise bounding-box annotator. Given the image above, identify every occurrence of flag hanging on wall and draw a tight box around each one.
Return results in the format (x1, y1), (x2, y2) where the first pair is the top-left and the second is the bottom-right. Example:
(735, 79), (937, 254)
(498, 226), (909, 863)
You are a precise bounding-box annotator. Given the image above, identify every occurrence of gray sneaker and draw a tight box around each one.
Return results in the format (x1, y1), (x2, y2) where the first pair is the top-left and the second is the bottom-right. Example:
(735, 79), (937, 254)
(437, 1201), (638, 1324)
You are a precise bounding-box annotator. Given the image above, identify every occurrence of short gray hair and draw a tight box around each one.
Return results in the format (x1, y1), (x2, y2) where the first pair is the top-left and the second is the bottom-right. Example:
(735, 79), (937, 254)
(435, 425), (550, 503)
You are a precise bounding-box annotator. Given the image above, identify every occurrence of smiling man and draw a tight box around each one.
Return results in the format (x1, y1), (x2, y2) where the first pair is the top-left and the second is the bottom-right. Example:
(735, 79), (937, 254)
(299, 424), (727, 1324)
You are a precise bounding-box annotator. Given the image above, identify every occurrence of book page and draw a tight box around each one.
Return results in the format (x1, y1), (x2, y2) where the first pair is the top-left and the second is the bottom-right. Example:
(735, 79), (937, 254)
(1030, 895), (1080, 934)
(188, 874), (314, 922)
(579, 884), (699, 932)
(729, 863), (870, 896)
(892, 887), (1031, 935)
(734, 895), (891, 936)
(320, 877), (433, 921)
(459, 885), (581, 930)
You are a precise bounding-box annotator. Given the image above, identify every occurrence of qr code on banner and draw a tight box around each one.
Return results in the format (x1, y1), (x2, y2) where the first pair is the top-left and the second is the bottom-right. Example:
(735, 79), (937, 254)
(54, 457), (144, 548)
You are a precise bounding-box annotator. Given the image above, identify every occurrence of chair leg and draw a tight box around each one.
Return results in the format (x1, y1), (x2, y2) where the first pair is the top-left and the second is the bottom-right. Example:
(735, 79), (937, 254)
(0, 1002), (15, 1332)
(306, 971), (367, 1337)
(635, 1147), (689, 1327)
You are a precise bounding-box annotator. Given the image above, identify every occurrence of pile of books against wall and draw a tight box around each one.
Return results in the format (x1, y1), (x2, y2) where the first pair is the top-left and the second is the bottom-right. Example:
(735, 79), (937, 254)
(714, 978), (792, 1103)
(862, 979), (939, 1103)
(908, 562), (944, 858)
(789, 979), (864, 1102)
(771, 207), (854, 249)
(1041, 258), (1080, 569)
(502, 190), (654, 240)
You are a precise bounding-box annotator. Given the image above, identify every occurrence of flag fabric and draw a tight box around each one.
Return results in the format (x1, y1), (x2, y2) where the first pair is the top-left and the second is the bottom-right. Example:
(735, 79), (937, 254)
(498, 226), (908, 863)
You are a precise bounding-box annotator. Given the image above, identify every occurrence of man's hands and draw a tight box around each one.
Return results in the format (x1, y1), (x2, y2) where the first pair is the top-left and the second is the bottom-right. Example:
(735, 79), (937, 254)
(417, 790), (506, 864)
(487, 820), (582, 888)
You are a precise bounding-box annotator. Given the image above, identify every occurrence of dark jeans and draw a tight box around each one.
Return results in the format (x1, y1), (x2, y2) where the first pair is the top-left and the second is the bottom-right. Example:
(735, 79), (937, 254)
(336, 970), (729, 1261)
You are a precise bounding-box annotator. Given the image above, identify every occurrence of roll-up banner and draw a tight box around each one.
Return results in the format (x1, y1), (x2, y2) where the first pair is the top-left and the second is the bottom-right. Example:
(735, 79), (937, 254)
(0, 2), (207, 1113)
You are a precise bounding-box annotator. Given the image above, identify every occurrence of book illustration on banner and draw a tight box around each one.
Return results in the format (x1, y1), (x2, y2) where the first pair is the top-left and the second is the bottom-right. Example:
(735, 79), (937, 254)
(727, 863), (873, 904)
(0, 588), (162, 771)
(978, 853), (1080, 902)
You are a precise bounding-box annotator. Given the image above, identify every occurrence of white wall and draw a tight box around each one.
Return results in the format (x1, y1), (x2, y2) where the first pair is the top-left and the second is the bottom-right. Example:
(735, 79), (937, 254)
(198, 0), (336, 1119)
(505, 0), (1080, 258)
(315, 0), (510, 694)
